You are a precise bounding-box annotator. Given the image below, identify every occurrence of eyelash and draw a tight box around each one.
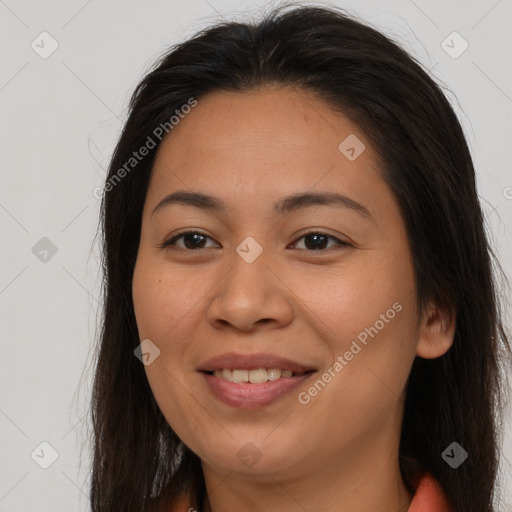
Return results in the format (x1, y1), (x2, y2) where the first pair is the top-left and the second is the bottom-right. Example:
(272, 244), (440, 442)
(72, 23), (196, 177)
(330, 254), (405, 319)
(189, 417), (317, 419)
(159, 230), (350, 252)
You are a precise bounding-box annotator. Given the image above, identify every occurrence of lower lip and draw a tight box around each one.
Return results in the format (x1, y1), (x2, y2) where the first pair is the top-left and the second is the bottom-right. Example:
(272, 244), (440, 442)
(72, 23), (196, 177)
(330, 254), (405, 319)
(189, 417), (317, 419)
(199, 372), (315, 408)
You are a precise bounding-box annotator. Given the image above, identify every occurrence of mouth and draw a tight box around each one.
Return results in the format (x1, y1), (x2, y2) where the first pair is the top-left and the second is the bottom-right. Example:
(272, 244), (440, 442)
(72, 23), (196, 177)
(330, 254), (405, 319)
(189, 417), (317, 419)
(197, 352), (318, 406)
(199, 369), (317, 408)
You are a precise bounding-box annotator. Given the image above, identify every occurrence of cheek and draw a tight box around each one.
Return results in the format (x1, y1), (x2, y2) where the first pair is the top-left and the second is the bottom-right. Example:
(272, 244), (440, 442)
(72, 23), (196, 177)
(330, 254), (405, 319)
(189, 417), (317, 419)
(132, 258), (207, 441)
(290, 258), (409, 341)
(295, 253), (418, 393)
(132, 255), (198, 342)
(328, 294), (417, 420)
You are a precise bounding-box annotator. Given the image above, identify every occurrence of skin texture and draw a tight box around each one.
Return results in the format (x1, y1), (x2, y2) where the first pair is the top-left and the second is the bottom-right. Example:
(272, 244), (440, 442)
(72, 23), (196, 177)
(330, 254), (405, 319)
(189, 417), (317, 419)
(132, 85), (456, 512)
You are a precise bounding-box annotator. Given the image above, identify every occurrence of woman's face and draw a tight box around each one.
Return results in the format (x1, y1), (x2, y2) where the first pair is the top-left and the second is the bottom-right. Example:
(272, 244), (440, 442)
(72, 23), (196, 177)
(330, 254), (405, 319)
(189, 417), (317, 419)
(132, 86), (441, 483)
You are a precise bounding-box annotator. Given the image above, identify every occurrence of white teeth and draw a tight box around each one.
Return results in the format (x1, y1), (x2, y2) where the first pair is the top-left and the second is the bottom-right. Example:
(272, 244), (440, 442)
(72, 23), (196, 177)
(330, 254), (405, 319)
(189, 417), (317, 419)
(248, 368), (267, 383)
(212, 368), (295, 383)
(232, 369), (248, 383)
(267, 368), (282, 380)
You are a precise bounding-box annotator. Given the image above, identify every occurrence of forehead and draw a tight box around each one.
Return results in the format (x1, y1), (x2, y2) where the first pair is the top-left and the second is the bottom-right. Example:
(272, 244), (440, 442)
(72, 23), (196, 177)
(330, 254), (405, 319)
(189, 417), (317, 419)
(155, 86), (369, 160)
(146, 86), (385, 217)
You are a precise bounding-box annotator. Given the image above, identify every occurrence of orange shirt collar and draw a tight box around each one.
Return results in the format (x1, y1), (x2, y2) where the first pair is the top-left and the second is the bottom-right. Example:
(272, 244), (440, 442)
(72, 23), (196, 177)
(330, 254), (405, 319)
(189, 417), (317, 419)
(408, 471), (452, 512)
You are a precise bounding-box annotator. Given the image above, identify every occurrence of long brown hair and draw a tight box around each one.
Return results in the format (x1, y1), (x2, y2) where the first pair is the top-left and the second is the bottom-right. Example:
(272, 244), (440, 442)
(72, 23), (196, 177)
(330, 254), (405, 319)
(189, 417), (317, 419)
(89, 4), (512, 511)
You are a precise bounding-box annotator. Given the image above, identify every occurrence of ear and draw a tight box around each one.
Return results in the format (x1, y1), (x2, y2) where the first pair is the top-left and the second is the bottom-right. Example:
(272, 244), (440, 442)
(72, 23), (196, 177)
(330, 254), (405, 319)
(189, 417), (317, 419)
(416, 301), (456, 359)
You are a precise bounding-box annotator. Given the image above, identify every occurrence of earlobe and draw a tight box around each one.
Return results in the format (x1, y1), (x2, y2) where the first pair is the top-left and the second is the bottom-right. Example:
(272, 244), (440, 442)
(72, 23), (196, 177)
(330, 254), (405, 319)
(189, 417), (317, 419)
(416, 303), (456, 359)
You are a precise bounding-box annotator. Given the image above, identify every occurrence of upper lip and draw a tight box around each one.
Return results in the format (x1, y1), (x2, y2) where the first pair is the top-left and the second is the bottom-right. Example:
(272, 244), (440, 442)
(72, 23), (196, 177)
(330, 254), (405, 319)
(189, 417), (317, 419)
(198, 352), (317, 374)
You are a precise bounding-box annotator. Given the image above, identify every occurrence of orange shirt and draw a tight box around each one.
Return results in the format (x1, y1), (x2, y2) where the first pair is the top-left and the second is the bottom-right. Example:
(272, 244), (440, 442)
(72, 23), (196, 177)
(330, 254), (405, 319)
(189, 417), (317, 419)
(408, 472), (452, 512)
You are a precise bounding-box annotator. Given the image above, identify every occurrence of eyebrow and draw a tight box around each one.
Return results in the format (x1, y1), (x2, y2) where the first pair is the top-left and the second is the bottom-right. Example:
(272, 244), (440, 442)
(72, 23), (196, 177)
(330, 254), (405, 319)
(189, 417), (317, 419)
(151, 190), (373, 220)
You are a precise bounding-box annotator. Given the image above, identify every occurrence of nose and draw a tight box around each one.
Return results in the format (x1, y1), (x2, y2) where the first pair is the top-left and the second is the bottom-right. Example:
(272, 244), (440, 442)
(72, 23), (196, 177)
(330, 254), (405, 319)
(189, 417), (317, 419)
(205, 249), (294, 332)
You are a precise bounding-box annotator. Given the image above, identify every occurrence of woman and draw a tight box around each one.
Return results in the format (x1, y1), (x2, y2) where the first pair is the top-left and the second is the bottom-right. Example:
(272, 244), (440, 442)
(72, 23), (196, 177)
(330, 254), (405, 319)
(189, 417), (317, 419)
(90, 4), (512, 511)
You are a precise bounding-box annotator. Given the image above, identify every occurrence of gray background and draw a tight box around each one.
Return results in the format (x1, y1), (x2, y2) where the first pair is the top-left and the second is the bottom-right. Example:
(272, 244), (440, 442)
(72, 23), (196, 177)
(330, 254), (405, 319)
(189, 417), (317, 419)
(0, 0), (511, 510)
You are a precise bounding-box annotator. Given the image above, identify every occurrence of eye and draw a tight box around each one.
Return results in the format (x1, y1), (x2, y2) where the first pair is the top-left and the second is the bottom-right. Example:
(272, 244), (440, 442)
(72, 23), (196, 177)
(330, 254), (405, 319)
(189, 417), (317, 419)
(289, 231), (349, 251)
(161, 231), (219, 250)
(160, 230), (349, 252)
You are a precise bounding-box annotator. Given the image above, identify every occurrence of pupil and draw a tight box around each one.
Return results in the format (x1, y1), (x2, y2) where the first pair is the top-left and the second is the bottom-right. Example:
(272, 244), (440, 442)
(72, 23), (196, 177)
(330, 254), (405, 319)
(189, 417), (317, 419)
(306, 234), (327, 250)
(185, 233), (205, 249)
